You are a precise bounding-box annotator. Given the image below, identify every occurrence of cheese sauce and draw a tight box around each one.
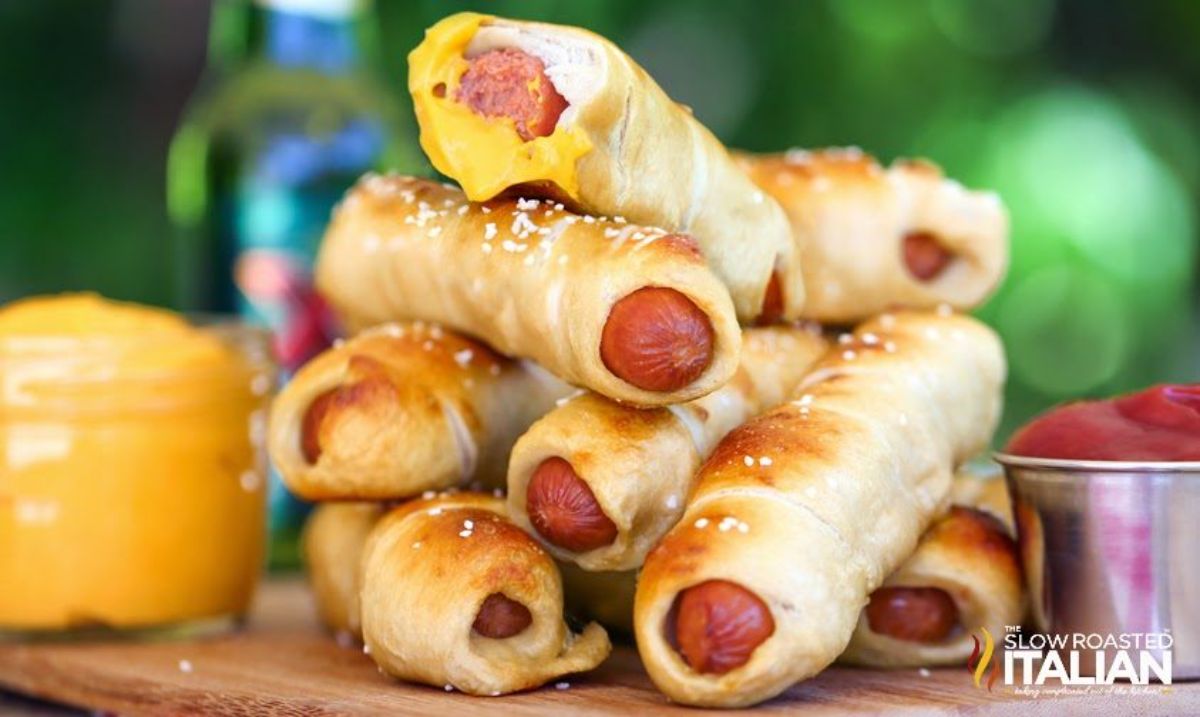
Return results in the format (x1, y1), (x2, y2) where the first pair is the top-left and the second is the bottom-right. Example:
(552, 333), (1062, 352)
(0, 294), (273, 632)
(408, 12), (592, 201)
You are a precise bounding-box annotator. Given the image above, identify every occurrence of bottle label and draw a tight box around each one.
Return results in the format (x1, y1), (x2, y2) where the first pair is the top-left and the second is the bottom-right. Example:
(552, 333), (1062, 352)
(253, 0), (365, 19)
(229, 181), (344, 562)
(232, 182), (341, 374)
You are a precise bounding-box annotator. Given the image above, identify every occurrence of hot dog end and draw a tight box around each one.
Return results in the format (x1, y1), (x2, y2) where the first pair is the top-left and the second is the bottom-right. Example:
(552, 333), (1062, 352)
(600, 287), (716, 393)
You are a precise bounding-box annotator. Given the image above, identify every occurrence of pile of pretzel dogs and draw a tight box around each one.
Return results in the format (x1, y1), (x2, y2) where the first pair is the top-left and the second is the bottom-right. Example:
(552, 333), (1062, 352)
(266, 12), (1025, 708)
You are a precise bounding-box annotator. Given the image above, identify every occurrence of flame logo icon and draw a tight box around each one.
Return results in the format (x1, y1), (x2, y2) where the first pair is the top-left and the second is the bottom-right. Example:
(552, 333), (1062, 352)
(967, 627), (1001, 691)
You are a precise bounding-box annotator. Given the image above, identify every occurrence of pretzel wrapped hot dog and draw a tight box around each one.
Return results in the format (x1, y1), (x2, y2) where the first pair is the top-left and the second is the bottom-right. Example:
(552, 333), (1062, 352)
(557, 467), (1023, 656)
(508, 326), (828, 571)
(840, 465), (1025, 667)
(737, 149), (1008, 323)
(359, 493), (611, 695)
(269, 322), (569, 500)
(634, 311), (1005, 707)
(302, 502), (385, 640)
(316, 175), (741, 406)
(408, 13), (801, 323)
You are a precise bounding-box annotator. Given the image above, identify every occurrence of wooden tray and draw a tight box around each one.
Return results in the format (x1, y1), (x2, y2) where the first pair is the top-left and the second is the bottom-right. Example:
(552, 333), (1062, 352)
(0, 580), (1192, 715)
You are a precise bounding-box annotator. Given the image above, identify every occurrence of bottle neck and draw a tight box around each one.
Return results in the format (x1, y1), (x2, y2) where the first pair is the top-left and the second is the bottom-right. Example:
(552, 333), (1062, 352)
(208, 0), (376, 74)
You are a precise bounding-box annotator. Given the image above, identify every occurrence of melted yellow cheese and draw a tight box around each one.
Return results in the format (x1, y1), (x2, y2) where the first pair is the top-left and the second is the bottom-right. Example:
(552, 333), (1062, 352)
(0, 294), (267, 631)
(407, 12), (592, 201)
(0, 293), (230, 379)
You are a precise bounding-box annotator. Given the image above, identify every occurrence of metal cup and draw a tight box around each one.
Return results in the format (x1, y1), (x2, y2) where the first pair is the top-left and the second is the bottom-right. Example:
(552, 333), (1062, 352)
(995, 453), (1200, 680)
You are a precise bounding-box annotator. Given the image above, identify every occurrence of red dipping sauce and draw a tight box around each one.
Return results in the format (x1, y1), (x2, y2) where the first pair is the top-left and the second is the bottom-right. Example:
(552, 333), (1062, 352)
(1007, 384), (1200, 462)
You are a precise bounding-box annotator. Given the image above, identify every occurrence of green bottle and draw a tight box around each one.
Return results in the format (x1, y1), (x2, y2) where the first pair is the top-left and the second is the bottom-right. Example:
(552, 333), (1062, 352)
(167, 0), (420, 569)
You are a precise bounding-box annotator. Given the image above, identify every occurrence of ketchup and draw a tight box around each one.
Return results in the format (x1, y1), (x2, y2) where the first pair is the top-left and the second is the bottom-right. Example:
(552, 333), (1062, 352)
(1007, 384), (1200, 462)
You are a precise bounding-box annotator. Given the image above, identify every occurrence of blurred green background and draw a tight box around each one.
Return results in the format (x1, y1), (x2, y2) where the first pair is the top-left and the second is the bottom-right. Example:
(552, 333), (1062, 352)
(1, 0), (1196, 439)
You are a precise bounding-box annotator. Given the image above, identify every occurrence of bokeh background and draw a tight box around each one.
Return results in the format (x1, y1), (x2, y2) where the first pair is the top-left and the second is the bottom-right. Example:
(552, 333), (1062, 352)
(1, 0), (1197, 439)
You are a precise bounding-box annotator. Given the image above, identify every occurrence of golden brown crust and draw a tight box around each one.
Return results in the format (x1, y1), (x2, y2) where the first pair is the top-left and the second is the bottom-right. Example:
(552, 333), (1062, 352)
(634, 310), (1006, 707)
(507, 325), (828, 571)
(302, 502), (386, 640)
(937, 507), (1021, 584)
(411, 14), (802, 322)
(737, 148), (1008, 323)
(359, 493), (611, 695)
(268, 322), (569, 500)
(315, 175), (741, 406)
(840, 467), (1025, 668)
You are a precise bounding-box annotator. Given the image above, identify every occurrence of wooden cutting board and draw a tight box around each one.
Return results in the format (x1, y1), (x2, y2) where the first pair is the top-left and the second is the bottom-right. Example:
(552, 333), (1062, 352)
(0, 580), (1192, 715)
